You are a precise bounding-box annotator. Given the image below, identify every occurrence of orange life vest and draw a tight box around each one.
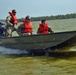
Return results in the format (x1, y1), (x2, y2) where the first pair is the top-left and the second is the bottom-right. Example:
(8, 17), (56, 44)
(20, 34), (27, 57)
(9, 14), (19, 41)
(9, 12), (18, 25)
(22, 20), (32, 33)
(39, 22), (48, 34)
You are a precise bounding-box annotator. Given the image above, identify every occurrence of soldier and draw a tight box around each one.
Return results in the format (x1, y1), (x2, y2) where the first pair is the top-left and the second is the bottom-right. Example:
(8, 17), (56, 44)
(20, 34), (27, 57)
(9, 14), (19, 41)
(6, 9), (18, 37)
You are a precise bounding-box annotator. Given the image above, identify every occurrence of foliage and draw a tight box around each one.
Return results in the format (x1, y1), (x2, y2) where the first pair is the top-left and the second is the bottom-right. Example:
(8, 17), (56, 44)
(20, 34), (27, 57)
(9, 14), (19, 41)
(18, 13), (76, 22)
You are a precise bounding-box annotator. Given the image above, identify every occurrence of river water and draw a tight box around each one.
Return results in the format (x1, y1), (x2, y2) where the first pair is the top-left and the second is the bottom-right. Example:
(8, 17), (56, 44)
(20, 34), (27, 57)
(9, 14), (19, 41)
(0, 18), (76, 75)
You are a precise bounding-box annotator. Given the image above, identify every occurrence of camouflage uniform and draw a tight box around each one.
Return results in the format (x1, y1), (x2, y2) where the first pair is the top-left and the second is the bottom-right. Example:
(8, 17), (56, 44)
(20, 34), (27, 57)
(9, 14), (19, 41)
(6, 16), (16, 37)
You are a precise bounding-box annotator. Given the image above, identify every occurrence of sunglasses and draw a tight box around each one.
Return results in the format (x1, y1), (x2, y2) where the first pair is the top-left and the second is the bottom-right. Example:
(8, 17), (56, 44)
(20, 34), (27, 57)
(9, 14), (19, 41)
(27, 19), (31, 20)
(13, 12), (16, 13)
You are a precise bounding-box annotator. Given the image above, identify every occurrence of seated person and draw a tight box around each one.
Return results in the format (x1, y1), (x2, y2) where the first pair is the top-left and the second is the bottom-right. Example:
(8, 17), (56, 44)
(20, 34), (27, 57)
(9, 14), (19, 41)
(37, 20), (53, 34)
(22, 15), (33, 35)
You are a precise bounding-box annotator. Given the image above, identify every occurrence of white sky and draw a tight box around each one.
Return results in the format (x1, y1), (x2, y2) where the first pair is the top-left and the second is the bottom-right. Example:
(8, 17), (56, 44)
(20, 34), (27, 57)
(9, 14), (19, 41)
(0, 0), (76, 19)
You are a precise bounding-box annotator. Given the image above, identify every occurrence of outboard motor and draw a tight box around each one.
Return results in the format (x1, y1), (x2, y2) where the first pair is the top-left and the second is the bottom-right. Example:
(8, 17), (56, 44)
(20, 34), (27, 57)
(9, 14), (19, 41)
(0, 21), (6, 37)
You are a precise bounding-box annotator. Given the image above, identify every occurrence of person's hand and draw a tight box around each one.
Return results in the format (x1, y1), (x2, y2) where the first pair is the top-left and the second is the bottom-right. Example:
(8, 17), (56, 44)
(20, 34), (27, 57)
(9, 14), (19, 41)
(10, 23), (13, 26)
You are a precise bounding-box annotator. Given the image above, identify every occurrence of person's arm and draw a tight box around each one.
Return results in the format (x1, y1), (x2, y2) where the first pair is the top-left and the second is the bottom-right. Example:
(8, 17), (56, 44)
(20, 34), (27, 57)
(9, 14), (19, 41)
(6, 16), (13, 26)
(48, 27), (54, 33)
(37, 28), (40, 34)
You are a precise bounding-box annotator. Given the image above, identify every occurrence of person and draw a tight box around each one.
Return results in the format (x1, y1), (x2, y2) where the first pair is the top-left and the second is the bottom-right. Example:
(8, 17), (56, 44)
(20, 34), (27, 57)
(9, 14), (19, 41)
(22, 15), (33, 35)
(37, 20), (53, 34)
(6, 9), (18, 37)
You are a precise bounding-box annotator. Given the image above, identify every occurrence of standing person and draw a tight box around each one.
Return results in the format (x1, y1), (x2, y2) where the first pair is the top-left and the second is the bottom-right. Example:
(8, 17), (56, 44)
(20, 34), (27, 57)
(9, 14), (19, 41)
(6, 9), (18, 37)
(37, 20), (53, 34)
(22, 15), (33, 35)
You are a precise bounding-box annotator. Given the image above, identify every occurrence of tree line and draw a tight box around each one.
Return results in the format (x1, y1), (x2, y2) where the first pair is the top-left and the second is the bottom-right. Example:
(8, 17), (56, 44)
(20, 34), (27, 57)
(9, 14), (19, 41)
(18, 13), (76, 22)
(1, 13), (76, 22)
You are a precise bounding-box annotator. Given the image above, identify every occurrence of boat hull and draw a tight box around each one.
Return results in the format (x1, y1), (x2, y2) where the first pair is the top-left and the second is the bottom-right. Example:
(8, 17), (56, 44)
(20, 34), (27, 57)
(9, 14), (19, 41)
(0, 31), (76, 50)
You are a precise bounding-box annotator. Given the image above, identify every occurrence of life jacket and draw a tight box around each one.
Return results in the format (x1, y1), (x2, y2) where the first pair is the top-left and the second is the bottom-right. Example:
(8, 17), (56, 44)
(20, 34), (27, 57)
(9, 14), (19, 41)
(22, 20), (32, 33)
(9, 12), (18, 25)
(39, 22), (48, 34)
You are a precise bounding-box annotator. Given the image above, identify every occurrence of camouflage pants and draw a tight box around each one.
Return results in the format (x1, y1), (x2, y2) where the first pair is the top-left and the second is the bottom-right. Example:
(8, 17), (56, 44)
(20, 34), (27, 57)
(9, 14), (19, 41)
(6, 25), (15, 37)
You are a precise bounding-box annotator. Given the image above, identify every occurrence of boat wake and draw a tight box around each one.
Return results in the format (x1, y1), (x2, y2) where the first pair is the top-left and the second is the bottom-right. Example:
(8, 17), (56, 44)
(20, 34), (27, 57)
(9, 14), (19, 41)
(0, 47), (28, 55)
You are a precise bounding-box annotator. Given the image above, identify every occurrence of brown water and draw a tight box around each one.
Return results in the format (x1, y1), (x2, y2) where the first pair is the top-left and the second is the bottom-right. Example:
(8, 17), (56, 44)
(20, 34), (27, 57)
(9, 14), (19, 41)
(0, 18), (76, 75)
(0, 53), (76, 75)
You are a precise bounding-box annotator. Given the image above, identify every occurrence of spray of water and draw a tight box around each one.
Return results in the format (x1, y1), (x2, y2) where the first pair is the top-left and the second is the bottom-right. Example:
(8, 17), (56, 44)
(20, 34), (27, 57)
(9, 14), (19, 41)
(0, 47), (28, 54)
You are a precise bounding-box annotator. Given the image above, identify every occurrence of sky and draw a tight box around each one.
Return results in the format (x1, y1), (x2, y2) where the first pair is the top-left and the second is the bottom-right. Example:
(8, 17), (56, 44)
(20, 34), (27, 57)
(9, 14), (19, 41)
(0, 0), (76, 19)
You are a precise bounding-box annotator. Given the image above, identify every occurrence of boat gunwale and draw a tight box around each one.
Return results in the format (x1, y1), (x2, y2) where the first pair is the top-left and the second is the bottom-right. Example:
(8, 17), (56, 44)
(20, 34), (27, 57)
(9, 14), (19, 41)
(2, 30), (76, 39)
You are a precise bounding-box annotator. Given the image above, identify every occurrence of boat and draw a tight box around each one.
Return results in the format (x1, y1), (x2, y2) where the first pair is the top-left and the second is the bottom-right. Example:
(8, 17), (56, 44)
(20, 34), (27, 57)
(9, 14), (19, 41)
(0, 31), (76, 51)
